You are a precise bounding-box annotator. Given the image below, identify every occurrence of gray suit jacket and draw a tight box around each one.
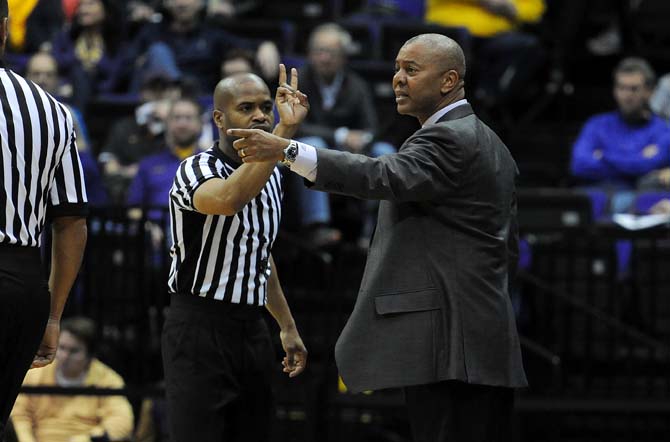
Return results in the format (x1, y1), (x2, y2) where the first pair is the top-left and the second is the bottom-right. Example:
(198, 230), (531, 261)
(309, 104), (527, 392)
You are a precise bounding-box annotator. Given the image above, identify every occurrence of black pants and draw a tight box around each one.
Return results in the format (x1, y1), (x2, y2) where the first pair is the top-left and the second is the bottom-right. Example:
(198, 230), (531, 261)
(162, 294), (275, 442)
(404, 380), (515, 442)
(0, 245), (50, 440)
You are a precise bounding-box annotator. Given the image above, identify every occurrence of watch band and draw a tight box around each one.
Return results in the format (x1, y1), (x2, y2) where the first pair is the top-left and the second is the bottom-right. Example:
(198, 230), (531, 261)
(281, 140), (299, 167)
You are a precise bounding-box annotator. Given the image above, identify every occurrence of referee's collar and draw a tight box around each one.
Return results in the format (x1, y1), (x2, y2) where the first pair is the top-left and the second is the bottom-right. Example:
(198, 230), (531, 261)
(211, 142), (242, 169)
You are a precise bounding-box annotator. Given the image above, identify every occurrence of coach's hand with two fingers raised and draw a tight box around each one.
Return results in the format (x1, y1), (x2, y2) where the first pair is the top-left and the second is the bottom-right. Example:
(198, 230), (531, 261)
(228, 128), (291, 163)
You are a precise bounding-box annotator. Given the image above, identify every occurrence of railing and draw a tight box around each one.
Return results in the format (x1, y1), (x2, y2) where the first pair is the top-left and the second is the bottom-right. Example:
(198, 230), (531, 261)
(519, 224), (670, 398)
(23, 206), (670, 442)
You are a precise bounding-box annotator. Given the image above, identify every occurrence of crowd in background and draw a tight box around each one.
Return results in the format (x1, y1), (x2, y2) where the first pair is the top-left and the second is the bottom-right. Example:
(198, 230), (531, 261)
(5, 1), (670, 440)
(6, 0), (670, 246)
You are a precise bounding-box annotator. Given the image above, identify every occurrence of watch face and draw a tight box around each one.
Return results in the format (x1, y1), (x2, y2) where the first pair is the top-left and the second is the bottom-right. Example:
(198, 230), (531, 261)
(287, 143), (298, 161)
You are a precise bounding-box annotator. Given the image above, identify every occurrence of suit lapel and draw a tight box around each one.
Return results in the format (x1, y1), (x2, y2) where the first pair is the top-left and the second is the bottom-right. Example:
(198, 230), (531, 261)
(436, 104), (474, 123)
(398, 104), (475, 151)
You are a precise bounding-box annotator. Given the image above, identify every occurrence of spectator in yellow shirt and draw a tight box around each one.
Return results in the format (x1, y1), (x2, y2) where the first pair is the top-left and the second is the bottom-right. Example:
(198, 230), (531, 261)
(426, 0), (546, 107)
(426, 0), (545, 37)
(10, 317), (133, 442)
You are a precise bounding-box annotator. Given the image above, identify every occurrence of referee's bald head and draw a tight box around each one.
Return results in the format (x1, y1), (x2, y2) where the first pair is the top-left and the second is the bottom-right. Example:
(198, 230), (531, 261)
(212, 72), (274, 140)
(213, 73), (269, 110)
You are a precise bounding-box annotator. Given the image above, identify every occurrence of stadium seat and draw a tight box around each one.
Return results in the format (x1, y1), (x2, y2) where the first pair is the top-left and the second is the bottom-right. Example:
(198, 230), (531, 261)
(634, 191), (670, 214)
(378, 21), (471, 62)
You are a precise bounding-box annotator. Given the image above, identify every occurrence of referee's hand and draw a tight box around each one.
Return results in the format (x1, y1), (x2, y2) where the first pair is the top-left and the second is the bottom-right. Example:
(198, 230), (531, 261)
(280, 327), (307, 378)
(31, 318), (60, 368)
(227, 128), (289, 163)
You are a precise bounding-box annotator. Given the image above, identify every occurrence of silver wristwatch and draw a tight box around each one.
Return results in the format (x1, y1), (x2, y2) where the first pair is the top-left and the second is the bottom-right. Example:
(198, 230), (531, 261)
(281, 140), (299, 167)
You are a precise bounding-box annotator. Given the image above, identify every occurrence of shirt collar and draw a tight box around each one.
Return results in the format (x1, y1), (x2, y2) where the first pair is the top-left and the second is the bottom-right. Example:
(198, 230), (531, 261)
(422, 99), (469, 127)
(210, 142), (242, 169)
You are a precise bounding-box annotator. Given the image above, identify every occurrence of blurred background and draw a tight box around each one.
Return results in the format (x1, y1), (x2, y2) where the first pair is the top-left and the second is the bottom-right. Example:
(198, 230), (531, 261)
(6, 0), (670, 441)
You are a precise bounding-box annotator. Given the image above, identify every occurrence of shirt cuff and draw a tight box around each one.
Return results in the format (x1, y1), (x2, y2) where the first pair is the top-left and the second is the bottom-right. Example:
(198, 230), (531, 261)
(291, 141), (318, 182)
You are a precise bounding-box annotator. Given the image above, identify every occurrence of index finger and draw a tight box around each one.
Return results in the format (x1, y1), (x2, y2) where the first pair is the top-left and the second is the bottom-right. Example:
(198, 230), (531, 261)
(227, 128), (257, 138)
(290, 67), (298, 90)
(278, 63), (287, 87)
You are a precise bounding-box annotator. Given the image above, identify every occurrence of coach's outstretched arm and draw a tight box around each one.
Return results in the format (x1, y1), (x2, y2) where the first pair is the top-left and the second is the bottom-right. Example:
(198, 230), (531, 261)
(228, 123), (465, 203)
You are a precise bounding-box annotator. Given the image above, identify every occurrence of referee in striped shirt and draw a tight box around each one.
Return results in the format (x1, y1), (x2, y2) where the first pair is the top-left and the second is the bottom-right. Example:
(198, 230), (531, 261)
(163, 66), (308, 441)
(0, 1), (88, 438)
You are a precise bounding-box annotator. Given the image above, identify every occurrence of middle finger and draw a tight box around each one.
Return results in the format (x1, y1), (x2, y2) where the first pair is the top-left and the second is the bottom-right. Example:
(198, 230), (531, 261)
(290, 67), (298, 90)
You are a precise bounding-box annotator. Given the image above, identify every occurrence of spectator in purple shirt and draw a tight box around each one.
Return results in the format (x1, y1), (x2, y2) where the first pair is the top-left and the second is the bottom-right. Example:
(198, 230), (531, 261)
(126, 97), (203, 213)
(570, 57), (670, 213)
(99, 71), (183, 204)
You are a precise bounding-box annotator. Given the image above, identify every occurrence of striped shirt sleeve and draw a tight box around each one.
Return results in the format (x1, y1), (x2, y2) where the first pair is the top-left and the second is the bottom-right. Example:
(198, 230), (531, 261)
(47, 112), (89, 218)
(170, 154), (222, 211)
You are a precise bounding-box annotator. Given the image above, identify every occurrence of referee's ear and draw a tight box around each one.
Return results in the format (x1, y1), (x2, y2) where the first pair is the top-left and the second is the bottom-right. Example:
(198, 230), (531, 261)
(213, 109), (225, 129)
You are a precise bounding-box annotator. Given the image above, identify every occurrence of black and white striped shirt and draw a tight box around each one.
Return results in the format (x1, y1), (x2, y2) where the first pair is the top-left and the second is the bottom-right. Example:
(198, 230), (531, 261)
(0, 66), (88, 247)
(168, 144), (282, 306)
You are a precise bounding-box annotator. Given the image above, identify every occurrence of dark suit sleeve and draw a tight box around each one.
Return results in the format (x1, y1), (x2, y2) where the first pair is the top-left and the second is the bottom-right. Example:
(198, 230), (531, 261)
(309, 125), (466, 202)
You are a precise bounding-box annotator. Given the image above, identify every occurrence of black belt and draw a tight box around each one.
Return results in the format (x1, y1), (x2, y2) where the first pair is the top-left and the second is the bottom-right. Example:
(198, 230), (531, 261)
(0, 243), (41, 269)
(170, 292), (264, 320)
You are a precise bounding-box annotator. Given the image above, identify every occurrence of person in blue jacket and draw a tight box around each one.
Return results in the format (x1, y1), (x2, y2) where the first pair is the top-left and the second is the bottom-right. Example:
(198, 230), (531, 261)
(570, 57), (670, 213)
(126, 96), (203, 213)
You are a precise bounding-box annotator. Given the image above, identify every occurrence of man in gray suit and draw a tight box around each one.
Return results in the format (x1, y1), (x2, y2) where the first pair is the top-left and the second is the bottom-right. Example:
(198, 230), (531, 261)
(228, 33), (527, 442)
